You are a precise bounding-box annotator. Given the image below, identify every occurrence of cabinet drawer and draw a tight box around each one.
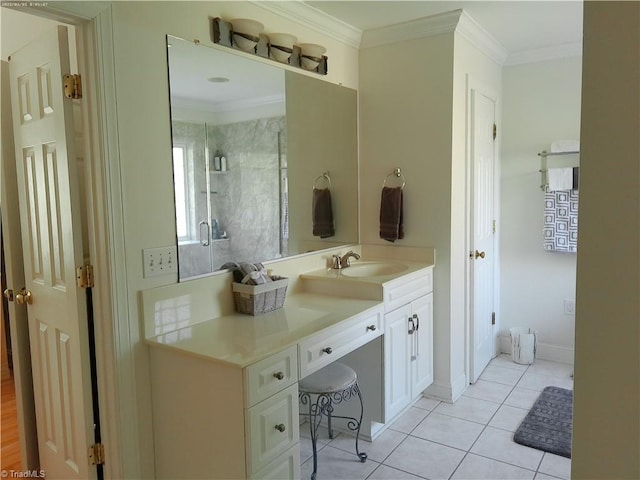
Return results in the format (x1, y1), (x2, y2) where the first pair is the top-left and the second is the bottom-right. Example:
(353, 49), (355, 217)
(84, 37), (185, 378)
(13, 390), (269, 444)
(384, 267), (433, 313)
(245, 345), (298, 407)
(249, 444), (300, 480)
(246, 383), (299, 475)
(298, 307), (383, 378)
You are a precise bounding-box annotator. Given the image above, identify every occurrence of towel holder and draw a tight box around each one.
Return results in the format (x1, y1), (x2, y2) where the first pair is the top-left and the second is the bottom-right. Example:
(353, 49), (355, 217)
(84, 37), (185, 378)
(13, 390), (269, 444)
(382, 168), (406, 189)
(313, 171), (332, 190)
(538, 150), (580, 190)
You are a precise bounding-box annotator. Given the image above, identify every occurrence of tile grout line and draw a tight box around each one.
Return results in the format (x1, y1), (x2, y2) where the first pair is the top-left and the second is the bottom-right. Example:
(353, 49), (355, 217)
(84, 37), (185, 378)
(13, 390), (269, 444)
(447, 358), (534, 479)
(300, 356), (573, 479)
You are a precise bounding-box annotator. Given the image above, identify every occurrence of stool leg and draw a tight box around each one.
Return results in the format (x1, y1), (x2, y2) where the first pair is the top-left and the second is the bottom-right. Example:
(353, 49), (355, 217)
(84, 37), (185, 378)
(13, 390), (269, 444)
(353, 382), (367, 463)
(300, 392), (330, 480)
(327, 400), (335, 439)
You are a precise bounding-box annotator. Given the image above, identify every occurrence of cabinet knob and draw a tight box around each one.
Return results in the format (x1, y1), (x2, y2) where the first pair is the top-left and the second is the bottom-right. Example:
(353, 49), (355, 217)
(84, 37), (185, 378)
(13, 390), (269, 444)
(273, 371), (285, 380)
(275, 424), (286, 433)
(366, 325), (376, 332)
(322, 347), (333, 355)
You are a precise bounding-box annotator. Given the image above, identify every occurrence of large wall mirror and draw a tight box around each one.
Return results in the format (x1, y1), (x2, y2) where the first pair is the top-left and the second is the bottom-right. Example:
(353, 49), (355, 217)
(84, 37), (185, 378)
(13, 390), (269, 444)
(166, 36), (359, 280)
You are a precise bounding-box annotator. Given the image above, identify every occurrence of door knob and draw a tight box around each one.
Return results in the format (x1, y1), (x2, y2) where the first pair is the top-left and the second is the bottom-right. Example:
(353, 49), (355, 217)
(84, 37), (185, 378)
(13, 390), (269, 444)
(474, 250), (486, 259)
(3, 289), (13, 302)
(15, 288), (33, 305)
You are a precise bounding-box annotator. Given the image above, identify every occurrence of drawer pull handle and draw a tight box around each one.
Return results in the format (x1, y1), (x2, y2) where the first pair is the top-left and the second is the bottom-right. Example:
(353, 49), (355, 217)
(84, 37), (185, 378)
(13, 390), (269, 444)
(273, 371), (285, 380)
(366, 325), (376, 331)
(275, 424), (286, 433)
(322, 347), (333, 355)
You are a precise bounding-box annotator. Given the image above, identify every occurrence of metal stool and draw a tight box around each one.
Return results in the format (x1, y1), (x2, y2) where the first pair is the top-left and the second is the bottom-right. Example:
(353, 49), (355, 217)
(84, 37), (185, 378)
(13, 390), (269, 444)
(299, 362), (367, 480)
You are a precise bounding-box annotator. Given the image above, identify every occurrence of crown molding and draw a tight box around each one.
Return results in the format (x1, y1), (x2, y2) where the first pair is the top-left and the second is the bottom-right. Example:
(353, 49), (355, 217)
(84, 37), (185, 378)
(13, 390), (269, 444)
(505, 41), (582, 66)
(456, 11), (509, 65)
(251, 1), (362, 49)
(360, 9), (462, 49)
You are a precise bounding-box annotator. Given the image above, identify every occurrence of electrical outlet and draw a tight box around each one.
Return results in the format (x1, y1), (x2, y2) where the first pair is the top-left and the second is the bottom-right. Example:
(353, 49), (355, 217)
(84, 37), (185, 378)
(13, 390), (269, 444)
(564, 299), (575, 316)
(143, 246), (178, 277)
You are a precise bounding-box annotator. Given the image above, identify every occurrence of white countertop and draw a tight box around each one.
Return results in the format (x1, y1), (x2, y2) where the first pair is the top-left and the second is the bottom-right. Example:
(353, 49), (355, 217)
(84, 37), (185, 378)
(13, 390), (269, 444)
(146, 292), (382, 368)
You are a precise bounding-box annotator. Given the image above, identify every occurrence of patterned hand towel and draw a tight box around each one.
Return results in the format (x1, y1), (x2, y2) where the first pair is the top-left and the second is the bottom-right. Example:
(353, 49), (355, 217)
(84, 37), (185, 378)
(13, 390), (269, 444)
(379, 186), (404, 242)
(312, 187), (335, 238)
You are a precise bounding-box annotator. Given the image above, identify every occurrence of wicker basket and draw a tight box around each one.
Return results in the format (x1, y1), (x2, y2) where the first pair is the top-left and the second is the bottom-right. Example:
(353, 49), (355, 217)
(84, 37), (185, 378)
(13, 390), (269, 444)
(232, 277), (288, 315)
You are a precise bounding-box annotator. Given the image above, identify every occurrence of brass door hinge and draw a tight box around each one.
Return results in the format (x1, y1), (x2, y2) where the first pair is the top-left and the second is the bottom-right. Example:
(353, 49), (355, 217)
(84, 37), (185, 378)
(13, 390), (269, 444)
(492, 312), (496, 325)
(493, 123), (497, 140)
(88, 443), (105, 466)
(76, 265), (95, 288)
(63, 74), (82, 99)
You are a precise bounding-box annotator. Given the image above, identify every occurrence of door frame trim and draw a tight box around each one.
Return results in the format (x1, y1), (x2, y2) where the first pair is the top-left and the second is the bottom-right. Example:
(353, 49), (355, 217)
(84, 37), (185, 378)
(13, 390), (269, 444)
(6, 5), (130, 479)
(464, 74), (501, 385)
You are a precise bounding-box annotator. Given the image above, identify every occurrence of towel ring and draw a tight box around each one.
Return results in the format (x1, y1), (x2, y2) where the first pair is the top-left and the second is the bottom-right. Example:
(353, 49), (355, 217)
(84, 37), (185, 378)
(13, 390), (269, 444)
(313, 171), (332, 190)
(382, 168), (406, 189)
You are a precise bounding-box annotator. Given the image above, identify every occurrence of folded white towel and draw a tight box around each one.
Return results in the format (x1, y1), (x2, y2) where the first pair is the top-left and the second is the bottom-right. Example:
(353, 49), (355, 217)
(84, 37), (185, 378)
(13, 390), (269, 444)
(550, 140), (580, 153)
(547, 168), (574, 191)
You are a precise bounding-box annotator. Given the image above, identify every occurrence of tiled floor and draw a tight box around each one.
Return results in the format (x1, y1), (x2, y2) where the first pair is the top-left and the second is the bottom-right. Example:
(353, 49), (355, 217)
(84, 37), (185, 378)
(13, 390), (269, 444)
(299, 354), (573, 480)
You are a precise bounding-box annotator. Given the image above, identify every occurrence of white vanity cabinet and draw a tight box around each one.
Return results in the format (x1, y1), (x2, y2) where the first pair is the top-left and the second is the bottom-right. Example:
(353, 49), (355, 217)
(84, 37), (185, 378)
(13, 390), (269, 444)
(149, 344), (300, 480)
(383, 268), (434, 422)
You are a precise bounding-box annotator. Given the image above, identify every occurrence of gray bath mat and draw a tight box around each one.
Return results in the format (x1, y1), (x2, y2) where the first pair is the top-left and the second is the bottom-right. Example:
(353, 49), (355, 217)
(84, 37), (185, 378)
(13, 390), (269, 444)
(513, 386), (573, 458)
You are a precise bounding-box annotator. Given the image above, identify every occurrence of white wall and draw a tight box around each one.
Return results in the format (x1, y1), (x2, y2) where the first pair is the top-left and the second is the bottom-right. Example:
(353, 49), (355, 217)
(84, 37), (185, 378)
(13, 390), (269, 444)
(360, 31), (457, 399)
(359, 17), (501, 401)
(106, 2), (358, 477)
(572, 2), (639, 478)
(500, 56), (582, 363)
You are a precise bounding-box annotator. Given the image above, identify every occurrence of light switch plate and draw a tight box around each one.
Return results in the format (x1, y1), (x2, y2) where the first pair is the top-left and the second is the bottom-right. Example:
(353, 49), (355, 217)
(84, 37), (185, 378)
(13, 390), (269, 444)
(143, 246), (178, 277)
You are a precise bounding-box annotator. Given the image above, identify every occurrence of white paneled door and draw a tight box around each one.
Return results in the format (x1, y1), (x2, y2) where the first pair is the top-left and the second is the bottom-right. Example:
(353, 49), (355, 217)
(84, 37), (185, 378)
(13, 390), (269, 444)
(9, 26), (96, 480)
(469, 88), (496, 383)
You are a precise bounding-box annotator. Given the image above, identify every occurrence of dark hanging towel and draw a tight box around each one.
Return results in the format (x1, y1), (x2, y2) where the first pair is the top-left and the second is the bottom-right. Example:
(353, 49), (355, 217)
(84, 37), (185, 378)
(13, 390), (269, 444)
(380, 186), (404, 242)
(312, 187), (335, 238)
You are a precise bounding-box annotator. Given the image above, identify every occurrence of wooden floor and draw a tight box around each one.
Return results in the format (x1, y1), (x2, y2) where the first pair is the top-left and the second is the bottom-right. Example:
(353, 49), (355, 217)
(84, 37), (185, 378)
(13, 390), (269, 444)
(1, 352), (22, 472)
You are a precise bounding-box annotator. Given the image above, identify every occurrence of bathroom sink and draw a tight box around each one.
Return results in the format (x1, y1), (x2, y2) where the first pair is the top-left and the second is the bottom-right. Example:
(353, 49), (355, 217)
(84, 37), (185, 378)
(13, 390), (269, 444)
(340, 261), (408, 278)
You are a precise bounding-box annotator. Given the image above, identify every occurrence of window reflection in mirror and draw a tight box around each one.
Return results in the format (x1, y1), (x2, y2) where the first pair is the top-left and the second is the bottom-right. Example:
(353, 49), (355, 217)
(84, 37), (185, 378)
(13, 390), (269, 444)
(166, 35), (358, 280)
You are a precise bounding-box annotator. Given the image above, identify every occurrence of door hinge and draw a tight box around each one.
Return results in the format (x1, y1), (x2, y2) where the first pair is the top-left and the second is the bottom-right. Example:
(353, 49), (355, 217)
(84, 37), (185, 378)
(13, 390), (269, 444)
(76, 264), (95, 288)
(492, 220), (496, 234)
(493, 123), (497, 140)
(63, 74), (82, 99)
(492, 312), (496, 325)
(88, 443), (105, 466)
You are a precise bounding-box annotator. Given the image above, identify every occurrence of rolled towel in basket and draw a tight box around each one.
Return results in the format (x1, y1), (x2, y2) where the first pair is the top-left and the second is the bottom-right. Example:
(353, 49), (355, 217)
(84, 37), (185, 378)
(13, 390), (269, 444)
(237, 262), (270, 285)
(312, 187), (335, 238)
(380, 186), (404, 242)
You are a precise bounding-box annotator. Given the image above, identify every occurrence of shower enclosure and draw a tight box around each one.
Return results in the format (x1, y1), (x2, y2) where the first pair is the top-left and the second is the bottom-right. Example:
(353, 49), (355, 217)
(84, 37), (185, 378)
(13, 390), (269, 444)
(172, 118), (288, 278)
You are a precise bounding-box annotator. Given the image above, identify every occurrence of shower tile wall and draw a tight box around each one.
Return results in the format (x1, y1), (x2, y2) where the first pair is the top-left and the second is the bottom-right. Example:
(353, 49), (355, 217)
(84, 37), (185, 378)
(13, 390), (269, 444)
(173, 117), (286, 278)
(209, 116), (286, 268)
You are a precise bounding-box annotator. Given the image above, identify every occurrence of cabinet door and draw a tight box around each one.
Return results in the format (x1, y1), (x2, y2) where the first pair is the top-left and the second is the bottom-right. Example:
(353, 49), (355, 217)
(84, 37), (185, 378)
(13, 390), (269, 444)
(246, 383), (299, 475)
(384, 304), (412, 421)
(411, 293), (434, 399)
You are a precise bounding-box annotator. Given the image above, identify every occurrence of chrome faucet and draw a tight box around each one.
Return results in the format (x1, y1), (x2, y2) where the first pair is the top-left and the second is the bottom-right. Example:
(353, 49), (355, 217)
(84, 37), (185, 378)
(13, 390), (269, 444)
(339, 251), (361, 268)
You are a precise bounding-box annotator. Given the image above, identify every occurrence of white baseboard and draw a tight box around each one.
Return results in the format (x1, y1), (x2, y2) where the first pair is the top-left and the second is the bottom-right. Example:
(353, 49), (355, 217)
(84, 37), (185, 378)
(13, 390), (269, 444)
(499, 335), (575, 365)
(425, 372), (468, 403)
